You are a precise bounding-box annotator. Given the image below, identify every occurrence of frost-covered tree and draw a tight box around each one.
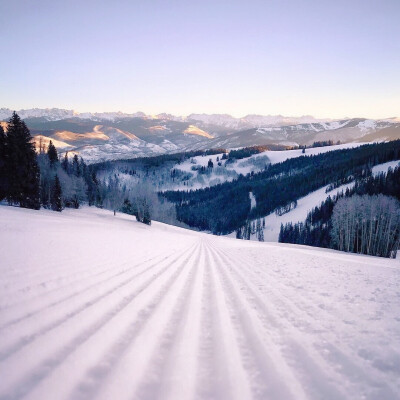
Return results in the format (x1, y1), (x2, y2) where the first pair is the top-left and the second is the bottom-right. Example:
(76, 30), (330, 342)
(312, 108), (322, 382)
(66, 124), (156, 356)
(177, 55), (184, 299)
(142, 199), (151, 225)
(104, 176), (124, 215)
(256, 218), (264, 241)
(331, 194), (400, 258)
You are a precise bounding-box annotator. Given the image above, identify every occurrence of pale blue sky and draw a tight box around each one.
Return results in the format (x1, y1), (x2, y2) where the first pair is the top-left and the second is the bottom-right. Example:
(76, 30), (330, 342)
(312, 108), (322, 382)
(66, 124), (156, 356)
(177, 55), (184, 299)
(0, 0), (399, 118)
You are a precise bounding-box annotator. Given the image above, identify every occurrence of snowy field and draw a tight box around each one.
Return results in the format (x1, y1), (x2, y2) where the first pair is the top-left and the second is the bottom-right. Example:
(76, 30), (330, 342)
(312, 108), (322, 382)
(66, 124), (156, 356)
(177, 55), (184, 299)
(0, 206), (400, 400)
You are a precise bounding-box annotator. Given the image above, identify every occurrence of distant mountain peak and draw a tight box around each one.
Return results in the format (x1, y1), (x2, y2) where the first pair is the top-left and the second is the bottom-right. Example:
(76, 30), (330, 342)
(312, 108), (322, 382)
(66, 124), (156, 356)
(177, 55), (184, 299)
(1, 107), (330, 127)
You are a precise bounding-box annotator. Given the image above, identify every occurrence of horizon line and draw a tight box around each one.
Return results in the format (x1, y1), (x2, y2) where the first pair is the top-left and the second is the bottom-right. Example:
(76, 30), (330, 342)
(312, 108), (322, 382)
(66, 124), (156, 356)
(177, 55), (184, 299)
(1, 106), (399, 121)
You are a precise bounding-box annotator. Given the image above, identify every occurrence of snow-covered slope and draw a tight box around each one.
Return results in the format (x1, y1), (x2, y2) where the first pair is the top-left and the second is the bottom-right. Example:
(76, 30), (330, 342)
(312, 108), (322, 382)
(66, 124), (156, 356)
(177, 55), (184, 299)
(168, 143), (364, 190)
(33, 135), (73, 151)
(191, 118), (400, 150)
(259, 182), (355, 242)
(187, 113), (329, 130)
(241, 159), (400, 242)
(372, 160), (400, 176)
(0, 206), (399, 400)
(252, 142), (363, 164)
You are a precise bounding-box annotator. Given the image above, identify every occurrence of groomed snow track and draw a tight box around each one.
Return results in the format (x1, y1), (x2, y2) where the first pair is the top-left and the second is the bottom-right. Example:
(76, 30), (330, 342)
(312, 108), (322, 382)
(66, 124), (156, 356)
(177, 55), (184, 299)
(0, 207), (399, 400)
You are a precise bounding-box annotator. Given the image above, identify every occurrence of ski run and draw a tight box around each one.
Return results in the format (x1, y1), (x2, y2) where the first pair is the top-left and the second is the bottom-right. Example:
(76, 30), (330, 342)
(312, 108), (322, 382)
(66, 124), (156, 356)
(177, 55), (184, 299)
(0, 206), (399, 400)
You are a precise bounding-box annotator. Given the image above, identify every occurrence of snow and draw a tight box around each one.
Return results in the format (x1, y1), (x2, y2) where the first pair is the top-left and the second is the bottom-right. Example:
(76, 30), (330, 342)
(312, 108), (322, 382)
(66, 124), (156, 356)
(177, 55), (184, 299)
(372, 160), (400, 176)
(175, 153), (224, 173)
(320, 120), (350, 130)
(259, 183), (355, 242)
(230, 157), (400, 243)
(255, 142), (363, 165)
(249, 192), (256, 209)
(0, 206), (399, 400)
(171, 154), (242, 190)
(0, 108), (328, 127)
(171, 143), (364, 191)
(187, 114), (329, 130)
(358, 119), (377, 132)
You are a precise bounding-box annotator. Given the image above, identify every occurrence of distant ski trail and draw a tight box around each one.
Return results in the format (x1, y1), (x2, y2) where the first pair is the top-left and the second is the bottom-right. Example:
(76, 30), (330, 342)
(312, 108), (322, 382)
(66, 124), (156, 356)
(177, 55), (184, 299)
(0, 207), (399, 400)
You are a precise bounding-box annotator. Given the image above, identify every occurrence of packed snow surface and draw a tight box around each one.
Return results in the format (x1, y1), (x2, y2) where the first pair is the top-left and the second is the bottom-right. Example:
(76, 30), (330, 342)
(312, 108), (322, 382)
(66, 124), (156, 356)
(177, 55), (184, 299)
(371, 160), (400, 176)
(0, 206), (399, 400)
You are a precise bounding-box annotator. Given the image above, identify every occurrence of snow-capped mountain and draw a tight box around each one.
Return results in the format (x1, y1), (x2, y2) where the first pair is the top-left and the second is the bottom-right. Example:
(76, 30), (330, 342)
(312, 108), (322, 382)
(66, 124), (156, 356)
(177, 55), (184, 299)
(187, 118), (400, 150)
(0, 108), (77, 121)
(0, 108), (149, 122)
(187, 113), (331, 130)
(0, 108), (329, 128)
(1, 108), (399, 162)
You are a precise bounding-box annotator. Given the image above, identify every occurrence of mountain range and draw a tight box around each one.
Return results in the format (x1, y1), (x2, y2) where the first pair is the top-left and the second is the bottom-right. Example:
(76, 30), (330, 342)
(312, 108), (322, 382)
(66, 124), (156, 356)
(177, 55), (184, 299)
(0, 108), (329, 127)
(1, 108), (399, 162)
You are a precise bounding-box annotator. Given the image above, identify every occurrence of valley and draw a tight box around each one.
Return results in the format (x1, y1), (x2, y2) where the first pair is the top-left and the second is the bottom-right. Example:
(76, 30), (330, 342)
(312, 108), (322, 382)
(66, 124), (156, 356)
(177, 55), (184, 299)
(2, 2), (399, 399)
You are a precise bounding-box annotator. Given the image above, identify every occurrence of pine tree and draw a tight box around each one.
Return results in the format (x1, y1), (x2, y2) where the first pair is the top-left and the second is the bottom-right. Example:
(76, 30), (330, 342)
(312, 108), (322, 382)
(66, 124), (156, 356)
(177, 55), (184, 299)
(142, 200), (151, 225)
(5, 112), (40, 209)
(47, 140), (58, 167)
(50, 175), (63, 211)
(0, 125), (7, 200)
(61, 152), (69, 173)
(72, 154), (81, 176)
(38, 136), (46, 154)
(256, 218), (264, 241)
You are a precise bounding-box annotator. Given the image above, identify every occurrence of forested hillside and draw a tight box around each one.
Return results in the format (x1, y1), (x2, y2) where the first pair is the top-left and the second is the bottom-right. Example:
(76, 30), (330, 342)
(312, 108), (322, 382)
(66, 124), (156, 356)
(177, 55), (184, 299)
(0, 113), (158, 225)
(2, 112), (399, 257)
(162, 141), (400, 234)
(0, 113), (103, 211)
(279, 165), (400, 258)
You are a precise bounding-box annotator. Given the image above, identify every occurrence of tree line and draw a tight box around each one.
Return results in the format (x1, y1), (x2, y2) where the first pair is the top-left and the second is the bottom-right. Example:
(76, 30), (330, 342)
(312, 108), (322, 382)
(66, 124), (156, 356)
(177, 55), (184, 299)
(0, 112), (156, 225)
(0, 113), (41, 209)
(0, 113), (104, 211)
(279, 165), (400, 258)
(162, 141), (400, 234)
